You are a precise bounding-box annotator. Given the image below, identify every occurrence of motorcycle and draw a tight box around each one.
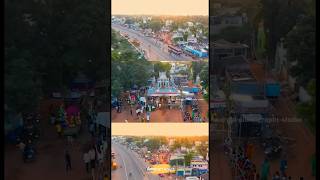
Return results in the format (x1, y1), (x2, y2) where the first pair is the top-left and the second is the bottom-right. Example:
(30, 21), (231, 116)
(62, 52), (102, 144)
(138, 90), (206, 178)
(23, 145), (36, 162)
(262, 137), (282, 160)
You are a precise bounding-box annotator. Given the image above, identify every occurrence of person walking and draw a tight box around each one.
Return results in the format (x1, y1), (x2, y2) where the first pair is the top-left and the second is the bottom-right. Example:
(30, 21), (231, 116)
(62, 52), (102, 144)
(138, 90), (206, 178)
(89, 123), (95, 137)
(56, 122), (62, 137)
(50, 113), (56, 125)
(65, 150), (72, 172)
(83, 152), (90, 173)
(279, 156), (288, 177)
(272, 171), (281, 180)
(89, 147), (96, 170)
(146, 111), (150, 122)
(247, 143), (254, 160)
(18, 141), (26, 153)
(96, 147), (104, 175)
(260, 159), (270, 180)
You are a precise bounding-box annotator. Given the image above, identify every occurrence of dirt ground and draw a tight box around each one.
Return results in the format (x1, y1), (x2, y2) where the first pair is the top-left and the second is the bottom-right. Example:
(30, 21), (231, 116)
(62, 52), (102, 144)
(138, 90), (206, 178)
(112, 93), (209, 123)
(5, 99), (110, 180)
(211, 121), (316, 180)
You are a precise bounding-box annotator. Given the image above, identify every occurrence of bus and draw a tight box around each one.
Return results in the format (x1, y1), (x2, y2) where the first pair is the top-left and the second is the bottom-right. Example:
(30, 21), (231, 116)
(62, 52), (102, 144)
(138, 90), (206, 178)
(168, 45), (182, 56)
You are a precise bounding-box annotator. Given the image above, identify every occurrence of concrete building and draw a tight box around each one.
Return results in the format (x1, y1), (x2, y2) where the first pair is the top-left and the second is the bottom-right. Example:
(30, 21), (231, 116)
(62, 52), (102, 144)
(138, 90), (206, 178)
(190, 159), (208, 170)
(210, 13), (247, 34)
(165, 20), (173, 26)
(211, 39), (248, 62)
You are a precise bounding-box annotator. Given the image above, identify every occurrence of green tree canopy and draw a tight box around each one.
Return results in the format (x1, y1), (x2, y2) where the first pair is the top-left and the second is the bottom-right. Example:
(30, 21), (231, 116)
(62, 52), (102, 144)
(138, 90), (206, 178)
(111, 30), (152, 97)
(153, 62), (171, 78)
(284, 14), (315, 85)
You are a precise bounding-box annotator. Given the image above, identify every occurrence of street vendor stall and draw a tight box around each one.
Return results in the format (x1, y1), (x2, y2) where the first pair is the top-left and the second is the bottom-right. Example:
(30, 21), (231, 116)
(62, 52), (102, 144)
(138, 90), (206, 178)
(57, 103), (81, 136)
(95, 112), (110, 141)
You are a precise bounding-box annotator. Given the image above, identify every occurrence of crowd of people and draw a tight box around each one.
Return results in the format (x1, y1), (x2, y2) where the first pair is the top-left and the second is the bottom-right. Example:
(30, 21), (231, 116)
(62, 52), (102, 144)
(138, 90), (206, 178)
(59, 97), (109, 180)
(82, 141), (108, 180)
(182, 98), (203, 122)
(224, 138), (313, 180)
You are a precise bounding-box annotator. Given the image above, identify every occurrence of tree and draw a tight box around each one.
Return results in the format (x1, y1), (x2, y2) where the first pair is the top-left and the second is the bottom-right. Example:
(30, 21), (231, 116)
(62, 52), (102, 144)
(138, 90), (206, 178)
(180, 138), (193, 149)
(183, 32), (188, 42)
(125, 18), (134, 24)
(153, 62), (171, 78)
(296, 79), (315, 133)
(215, 25), (253, 44)
(284, 14), (315, 85)
(144, 138), (162, 152)
(5, 55), (42, 114)
(199, 65), (209, 89)
(111, 30), (152, 96)
(170, 140), (182, 151)
(260, 0), (306, 64)
(149, 19), (163, 32)
(5, 0), (107, 103)
(184, 151), (195, 166)
(191, 61), (207, 82)
(196, 143), (208, 160)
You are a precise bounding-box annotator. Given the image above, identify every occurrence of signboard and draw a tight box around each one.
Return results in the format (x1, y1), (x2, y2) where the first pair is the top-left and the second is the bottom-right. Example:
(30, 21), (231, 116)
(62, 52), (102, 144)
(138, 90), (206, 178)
(147, 164), (175, 174)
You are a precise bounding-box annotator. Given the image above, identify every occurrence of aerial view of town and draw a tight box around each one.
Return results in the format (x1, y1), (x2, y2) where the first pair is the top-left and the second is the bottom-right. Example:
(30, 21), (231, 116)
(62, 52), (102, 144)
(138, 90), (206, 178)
(112, 124), (209, 179)
(210, 0), (315, 179)
(111, 0), (209, 122)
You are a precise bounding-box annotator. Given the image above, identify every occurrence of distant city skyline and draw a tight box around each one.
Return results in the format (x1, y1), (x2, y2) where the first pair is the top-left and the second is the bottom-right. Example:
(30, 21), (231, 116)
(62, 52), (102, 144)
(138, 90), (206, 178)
(112, 123), (208, 137)
(112, 0), (208, 16)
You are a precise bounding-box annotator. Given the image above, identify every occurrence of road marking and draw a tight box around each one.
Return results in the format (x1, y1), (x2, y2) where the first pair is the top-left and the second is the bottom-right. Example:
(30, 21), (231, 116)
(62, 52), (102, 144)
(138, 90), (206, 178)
(124, 145), (147, 178)
(117, 145), (129, 180)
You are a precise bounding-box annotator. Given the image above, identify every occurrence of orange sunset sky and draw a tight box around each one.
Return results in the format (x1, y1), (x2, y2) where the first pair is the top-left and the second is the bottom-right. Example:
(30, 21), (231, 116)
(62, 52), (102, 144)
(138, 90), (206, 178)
(112, 123), (208, 137)
(112, 0), (208, 16)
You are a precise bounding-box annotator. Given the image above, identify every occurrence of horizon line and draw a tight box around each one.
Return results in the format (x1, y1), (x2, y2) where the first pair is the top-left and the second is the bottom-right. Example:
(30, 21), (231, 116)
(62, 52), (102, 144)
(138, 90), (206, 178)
(111, 14), (208, 16)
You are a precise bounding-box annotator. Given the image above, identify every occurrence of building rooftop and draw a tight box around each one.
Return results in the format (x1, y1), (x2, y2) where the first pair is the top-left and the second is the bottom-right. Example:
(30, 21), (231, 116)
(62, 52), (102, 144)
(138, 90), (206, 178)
(212, 39), (249, 49)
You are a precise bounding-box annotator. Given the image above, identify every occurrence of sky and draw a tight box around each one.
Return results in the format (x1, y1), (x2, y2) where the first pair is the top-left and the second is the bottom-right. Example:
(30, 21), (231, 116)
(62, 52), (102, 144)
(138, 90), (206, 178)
(112, 123), (208, 137)
(112, 0), (208, 16)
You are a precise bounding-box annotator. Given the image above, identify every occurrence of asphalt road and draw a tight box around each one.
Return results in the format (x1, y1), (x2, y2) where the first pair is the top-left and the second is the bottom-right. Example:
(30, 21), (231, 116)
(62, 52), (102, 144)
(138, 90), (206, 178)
(112, 24), (194, 62)
(112, 142), (159, 180)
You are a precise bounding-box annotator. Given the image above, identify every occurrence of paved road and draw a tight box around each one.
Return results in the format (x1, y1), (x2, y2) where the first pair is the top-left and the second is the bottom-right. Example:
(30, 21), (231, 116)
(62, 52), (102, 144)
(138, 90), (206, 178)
(112, 24), (194, 62)
(112, 142), (159, 180)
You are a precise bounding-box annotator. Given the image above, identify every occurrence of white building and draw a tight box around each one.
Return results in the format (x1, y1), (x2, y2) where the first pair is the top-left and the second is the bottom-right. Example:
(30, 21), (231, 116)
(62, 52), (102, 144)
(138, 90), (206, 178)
(195, 141), (202, 146)
(190, 159), (208, 170)
(187, 35), (198, 44)
(168, 138), (175, 147)
(172, 32), (183, 39)
(165, 20), (173, 26)
(186, 21), (194, 27)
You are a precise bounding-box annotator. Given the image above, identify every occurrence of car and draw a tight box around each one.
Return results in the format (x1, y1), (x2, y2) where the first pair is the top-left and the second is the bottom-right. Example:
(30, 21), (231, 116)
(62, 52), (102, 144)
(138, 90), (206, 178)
(158, 174), (164, 177)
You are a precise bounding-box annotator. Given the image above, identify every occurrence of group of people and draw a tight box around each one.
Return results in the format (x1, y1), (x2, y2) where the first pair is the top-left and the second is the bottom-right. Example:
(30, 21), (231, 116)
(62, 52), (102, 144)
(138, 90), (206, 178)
(228, 145), (257, 180)
(225, 139), (305, 180)
(182, 99), (203, 122)
(83, 144), (105, 174)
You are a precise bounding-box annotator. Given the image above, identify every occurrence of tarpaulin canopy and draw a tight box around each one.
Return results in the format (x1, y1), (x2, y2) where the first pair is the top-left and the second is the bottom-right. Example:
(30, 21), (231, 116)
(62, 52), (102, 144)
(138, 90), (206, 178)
(66, 105), (80, 117)
(95, 112), (110, 128)
(139, 97), (146, 102)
